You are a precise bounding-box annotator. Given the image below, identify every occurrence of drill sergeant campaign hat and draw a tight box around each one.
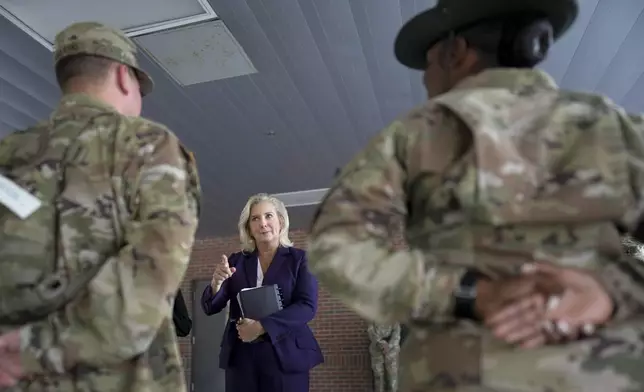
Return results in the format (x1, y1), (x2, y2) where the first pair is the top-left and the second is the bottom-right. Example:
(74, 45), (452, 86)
(54, 21), (154, 96)
(394, 0), (579, 70)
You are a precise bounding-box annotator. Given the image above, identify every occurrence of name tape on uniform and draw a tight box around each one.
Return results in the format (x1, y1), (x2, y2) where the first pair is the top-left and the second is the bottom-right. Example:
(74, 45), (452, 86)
(0, 174), (42, 219)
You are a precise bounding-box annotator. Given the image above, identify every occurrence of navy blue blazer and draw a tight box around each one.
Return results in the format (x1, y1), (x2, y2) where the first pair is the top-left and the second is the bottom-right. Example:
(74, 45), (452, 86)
(201, 246), (324, 373)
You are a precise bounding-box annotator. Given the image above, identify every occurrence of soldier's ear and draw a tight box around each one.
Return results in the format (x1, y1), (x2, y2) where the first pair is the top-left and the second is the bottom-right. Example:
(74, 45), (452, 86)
(449, 37), (470, 67)
(115, 64), (137, 96)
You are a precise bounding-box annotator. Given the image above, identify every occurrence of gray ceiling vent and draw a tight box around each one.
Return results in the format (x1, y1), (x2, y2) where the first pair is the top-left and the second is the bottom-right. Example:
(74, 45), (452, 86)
(273, 189), (329, 208)
(134, 20), (257, 86)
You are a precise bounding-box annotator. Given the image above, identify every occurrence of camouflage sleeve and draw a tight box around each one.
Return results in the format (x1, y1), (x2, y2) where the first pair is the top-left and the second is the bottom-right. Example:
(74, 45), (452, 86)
(598, 250), (644, 323)
(20, 122), (201, 375)
(618, 113), (644, 233)
(367, 323), (378, 342)
(600, 112), (644, 322)
(391, 323), (401, 346)
(308, 112), (467, 326)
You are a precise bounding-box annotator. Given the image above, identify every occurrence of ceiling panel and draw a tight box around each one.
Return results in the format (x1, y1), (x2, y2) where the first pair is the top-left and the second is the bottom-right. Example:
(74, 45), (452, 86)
(0, 0), (215, 48)
(0, 48), (59, 106)
(299, 0), (383, 146)
(0, 0), (643, 237)
(244, 0), (361, 160)
(349, 0), (415, 124)
(595, 10), (644, 102)
(559, 0), (644, 92)
(0, 81), (51, 120)
(135, 20), (258, 85)
(538, 0), (600, 83)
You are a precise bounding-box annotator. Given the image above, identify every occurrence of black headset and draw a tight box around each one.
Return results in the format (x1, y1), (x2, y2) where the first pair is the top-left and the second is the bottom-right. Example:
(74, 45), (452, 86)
(498, 17), (554, 67)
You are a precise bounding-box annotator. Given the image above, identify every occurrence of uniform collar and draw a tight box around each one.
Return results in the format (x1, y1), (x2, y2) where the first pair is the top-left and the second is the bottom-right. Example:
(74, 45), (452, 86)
(54, 93), (119, 117)
(451, 68), (558, 94)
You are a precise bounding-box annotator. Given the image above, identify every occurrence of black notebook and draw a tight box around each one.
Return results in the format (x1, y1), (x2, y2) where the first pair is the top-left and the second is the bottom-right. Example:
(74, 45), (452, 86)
(236, 284), (283, 320)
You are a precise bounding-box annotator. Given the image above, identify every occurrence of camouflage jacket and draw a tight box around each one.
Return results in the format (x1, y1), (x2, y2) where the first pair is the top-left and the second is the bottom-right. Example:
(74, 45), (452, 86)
(9, 94), (201, 392)
(309, 69), (644, 392)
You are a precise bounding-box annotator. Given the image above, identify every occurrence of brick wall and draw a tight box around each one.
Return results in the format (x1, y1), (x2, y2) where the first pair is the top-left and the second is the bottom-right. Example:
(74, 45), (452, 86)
(177, 229), (374, 392)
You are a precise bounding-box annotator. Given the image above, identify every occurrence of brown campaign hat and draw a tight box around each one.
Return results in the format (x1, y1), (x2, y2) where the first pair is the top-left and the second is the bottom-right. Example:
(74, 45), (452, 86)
(394, 0), (579, 70)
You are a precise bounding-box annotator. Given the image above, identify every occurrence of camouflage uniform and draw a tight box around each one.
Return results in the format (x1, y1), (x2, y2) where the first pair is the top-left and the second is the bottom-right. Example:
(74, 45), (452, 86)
(622, 236), (644, 260)
(308, 67), (644, 392)
(368, 323), (401, 392)
(3, 22), (200, 391)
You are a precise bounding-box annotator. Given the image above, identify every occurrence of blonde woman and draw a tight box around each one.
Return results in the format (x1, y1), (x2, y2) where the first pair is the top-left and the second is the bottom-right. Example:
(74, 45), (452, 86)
(201, 193), (323, 392)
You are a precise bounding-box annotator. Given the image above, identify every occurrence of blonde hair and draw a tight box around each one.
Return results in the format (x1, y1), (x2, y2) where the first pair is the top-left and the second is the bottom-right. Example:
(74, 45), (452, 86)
(238, 193), (293, 253)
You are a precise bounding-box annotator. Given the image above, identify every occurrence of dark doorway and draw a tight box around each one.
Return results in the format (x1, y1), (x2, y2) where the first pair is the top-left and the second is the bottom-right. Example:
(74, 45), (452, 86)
(191, 279), (228, 392)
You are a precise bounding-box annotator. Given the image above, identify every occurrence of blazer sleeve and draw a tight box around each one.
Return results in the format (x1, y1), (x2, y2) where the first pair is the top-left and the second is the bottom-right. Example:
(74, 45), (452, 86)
(201, 253), (237, 316)
(260, 250), (318, 341)
(173, 289), (192, 337)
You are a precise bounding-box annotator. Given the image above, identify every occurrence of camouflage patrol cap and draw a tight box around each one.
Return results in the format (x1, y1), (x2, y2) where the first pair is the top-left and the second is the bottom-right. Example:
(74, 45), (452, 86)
(54, 22), (154, 96)
(395, 0), (579, 70)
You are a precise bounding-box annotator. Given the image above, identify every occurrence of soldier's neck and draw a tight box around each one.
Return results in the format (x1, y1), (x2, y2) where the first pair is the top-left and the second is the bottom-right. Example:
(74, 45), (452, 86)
(62, 85), (126, 115)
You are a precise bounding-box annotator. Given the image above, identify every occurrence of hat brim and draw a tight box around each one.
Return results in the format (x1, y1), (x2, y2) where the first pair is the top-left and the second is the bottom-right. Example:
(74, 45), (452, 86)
(395, 0), (579, 70)
(133, 67), (154, 97)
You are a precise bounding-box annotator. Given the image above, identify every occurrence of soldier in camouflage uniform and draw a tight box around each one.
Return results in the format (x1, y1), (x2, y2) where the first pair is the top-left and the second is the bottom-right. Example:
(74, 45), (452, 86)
(0, 22), (201, 391)
(368, 322), (401, 392)
(308, 0), (644, 391)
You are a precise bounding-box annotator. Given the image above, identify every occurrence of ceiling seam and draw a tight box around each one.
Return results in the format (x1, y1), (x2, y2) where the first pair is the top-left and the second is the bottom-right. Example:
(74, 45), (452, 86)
(191, 79), (277, 201)
(216, 1), (319, 176)
(348, 1), (387, 128)
(231, 0), (338, 173)
(559, 0), (600, 86)
(308, 1), (369, 150)
(252, 0), (344, 166)
(216, 78), (311, 187)
(138, 46), (249, 155)
(0, 46), (57, 90)
(0, 79), (53, 114)
(219, 2), (320, 177)
(0, 104), (22, 130)
(141, 96), (224, 182)
(0, 74), (55, 113)
(0, 97), (41, 124)
(140, 88), (242, 209)
(0, 119), (14, 133)
(405, 0), (424, 106)
(299, 1), (362, 150)
(594, 7), (644, 93)
(242, 76), (315, 175)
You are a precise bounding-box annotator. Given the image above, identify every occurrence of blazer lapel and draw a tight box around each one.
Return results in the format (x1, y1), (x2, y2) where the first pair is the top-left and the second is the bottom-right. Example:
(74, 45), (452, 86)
(243, 251), (258, 288)
(262, 246), (289, 284)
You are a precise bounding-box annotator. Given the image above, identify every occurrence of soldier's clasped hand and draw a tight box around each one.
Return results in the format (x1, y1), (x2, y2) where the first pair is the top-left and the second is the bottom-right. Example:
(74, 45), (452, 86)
(0, 329), (22, 387)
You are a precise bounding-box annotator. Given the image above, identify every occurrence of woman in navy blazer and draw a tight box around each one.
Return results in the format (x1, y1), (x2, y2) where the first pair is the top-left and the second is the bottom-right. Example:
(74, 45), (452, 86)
(201, 193), (324, 392)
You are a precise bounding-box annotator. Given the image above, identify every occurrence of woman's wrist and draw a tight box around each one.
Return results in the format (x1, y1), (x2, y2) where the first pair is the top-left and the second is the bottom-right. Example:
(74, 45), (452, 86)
(211, 280), (222, 293)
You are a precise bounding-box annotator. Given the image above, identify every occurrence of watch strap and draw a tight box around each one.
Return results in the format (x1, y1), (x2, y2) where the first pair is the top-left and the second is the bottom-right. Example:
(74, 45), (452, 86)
(453, 270), (484, 321)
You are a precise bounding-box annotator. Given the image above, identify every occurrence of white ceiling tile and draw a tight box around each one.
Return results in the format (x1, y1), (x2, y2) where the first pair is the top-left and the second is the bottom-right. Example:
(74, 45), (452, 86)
(0, 0), (216, 49)
(135, 20), (257, 86)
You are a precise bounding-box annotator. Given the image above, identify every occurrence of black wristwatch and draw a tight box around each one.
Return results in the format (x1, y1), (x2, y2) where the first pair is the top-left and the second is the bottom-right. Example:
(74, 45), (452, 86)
(453, 270), (485, 321)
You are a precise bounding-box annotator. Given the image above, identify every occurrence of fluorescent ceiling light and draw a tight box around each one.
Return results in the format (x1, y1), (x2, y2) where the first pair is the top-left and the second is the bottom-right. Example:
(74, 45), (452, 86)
(273, 188), (329, 207)
(0, 0), (217, 51)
